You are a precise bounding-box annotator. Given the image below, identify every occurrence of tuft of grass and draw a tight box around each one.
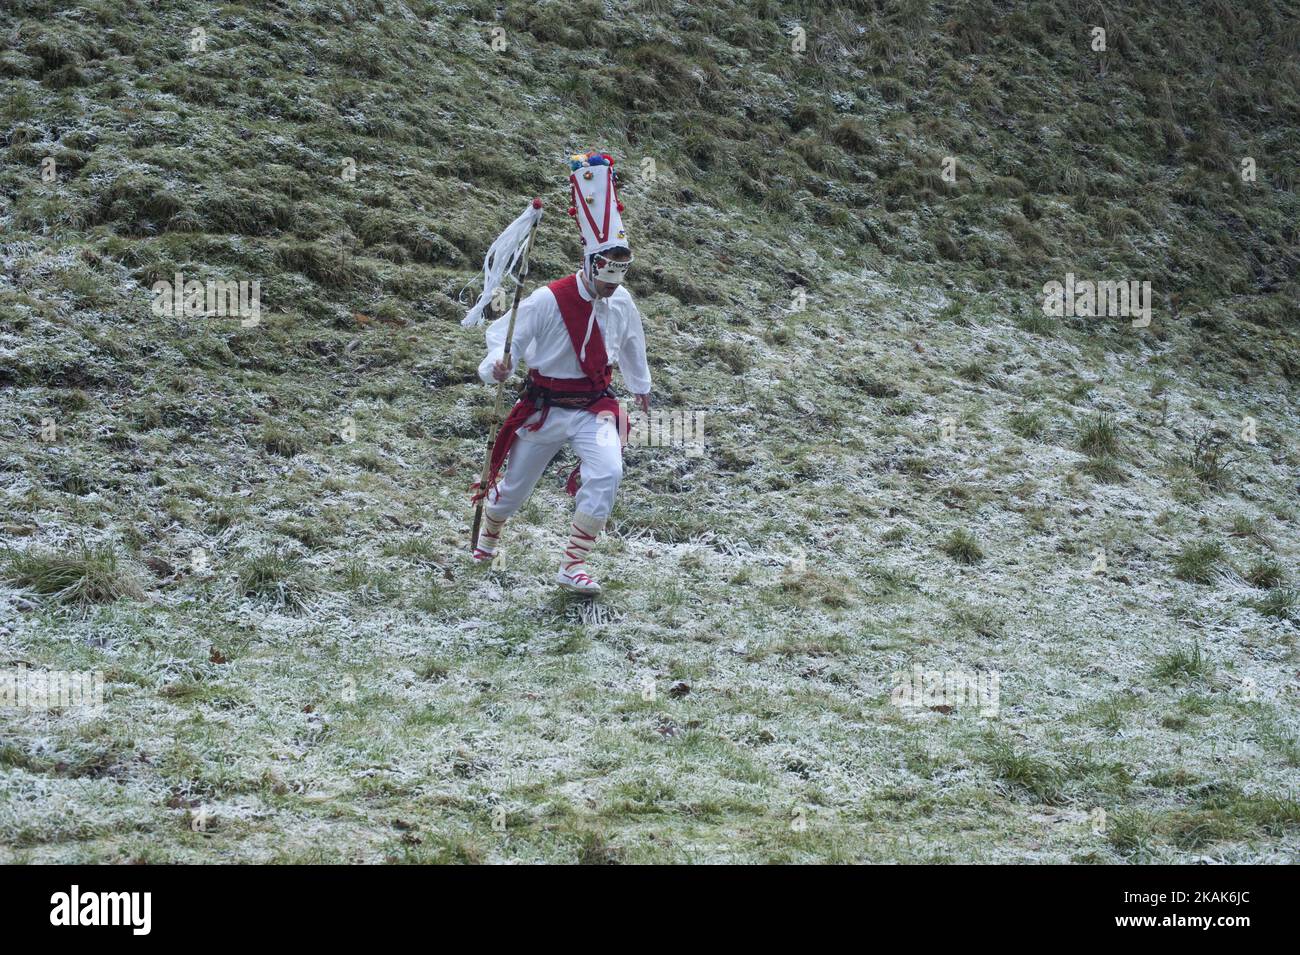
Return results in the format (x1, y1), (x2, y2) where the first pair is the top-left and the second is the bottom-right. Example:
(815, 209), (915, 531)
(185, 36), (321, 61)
(1160, 791), (1300, 851)
(1076, 414), (1121, 457)
(1064, 380), (1093, 404)
(1249, 588), (1297, 620)
(1147, 768), (1199, 788)
(981, 736), (1063, 804)
(1186, 428), (1240, 489)
(1081, 454), (1125, 483)
(275, 241), (371, 290)
(261, 423), (304, 458)
(236, 551), (316, 610)
(381, 537), (441, 564)
(1172, 540), (1227, 584)
(940, 528), (984, 564)
(1163, 810), (1243, 850)
(1008, 408), (1046, 440)
(829, 117), (872, 154)
(1107, 809), (1159, 855)
(1152, 643), (1214, 685)
(1090, 701), (1126, 734)
(1254, 713), (1300, 767)
(416, 657), (450, 682)
(957, 360), (990, 383)
(1229, 512), (1260, 538)
(413, 578), (461, 615)
(881, 524), (910, 545)
(948, 602), (1003, 638)
(1244, 558), (1284, 589)
(279, 518), (331, 550)
(576, 829), (624, 865)
(1177, 693), (1216, 716)
(779, 568), (854, 608)
(338, 558), (403, 605)
(3, 544), (143, 607)
(1016, 300), (1056, 335)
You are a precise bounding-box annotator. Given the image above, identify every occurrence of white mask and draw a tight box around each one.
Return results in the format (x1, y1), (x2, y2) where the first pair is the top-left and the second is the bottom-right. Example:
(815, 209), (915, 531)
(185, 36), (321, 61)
(590, 250), (632, 285)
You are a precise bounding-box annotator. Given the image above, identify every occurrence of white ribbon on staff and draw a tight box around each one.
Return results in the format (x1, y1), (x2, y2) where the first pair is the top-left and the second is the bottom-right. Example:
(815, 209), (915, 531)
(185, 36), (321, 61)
(460, 201), (544, 327)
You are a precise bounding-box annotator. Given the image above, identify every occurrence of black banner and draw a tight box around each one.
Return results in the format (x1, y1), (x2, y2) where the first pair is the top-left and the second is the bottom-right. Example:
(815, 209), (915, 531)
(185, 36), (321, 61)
(1, 865), (1285, 940)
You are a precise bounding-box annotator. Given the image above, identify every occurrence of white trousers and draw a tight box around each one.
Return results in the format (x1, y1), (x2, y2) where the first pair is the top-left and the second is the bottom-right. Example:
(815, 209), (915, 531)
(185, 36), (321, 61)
(485, 405), (623, 521)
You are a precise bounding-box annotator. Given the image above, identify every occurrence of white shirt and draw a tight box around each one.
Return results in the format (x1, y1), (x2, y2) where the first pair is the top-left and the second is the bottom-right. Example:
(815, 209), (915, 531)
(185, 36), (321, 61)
(477, 273), (652, 395)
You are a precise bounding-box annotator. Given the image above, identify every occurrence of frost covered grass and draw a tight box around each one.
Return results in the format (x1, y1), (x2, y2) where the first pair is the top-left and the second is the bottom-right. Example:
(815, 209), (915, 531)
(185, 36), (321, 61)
(1172, 540), (1228, 584)
(940, 529), (984, 565)
(2, 543), (143, 608)
(2, 0), (1299, 863)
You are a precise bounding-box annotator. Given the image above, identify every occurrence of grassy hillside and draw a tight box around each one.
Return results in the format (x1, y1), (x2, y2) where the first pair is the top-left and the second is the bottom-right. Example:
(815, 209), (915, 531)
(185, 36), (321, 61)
(1, 0), (1298, 862)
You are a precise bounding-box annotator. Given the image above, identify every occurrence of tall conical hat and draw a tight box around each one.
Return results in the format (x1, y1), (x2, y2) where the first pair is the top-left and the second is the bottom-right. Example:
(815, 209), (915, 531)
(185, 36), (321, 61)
(567, 151), (629, 260)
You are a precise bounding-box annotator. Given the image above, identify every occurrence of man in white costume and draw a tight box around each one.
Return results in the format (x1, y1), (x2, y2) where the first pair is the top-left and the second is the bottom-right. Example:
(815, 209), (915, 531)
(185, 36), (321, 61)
(469, 151), (652, 595)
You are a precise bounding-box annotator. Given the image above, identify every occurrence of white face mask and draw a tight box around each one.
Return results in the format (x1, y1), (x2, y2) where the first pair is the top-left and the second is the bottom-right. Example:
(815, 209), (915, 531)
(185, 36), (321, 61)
(590, 251), (633, 284)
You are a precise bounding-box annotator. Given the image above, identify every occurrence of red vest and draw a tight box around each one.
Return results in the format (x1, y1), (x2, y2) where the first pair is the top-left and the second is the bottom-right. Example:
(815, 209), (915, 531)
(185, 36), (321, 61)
(548, 273), (612, 387)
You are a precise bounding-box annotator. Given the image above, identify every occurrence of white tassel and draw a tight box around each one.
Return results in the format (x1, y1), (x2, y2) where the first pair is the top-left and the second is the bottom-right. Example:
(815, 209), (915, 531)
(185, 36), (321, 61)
(580, 295), (609, 363)
(461, 202), (544, 327)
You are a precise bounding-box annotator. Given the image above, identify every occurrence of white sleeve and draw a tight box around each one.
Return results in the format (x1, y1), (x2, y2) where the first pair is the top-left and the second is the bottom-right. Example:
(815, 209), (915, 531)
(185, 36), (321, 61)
(477, 290), (541, 385)
(618, 299), (653, 395)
